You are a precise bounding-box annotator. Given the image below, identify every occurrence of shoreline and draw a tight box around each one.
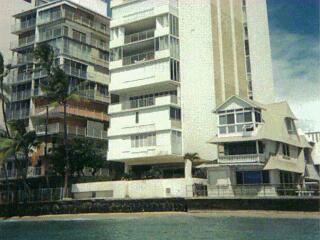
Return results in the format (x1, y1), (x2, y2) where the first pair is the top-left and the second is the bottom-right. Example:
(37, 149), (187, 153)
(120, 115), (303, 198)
(1, 210), (319, 221)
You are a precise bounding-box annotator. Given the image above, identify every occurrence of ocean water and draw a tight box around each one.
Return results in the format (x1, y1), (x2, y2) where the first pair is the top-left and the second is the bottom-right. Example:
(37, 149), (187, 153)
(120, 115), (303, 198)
(0, 214), (319, 240)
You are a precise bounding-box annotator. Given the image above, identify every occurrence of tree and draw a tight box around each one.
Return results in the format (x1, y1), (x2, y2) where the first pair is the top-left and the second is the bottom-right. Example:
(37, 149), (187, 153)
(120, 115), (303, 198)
(0, 120), (40, 196)
(50, 138), (107, 178)
(34, 43), (86, 197)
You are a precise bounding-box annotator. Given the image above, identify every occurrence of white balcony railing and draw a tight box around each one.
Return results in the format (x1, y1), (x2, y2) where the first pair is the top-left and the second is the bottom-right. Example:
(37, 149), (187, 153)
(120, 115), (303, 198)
(123, 51), (155, 66)
(109, 95), (179, 114)
(124, 29), (155, 44)
(218, 154), (265, 164)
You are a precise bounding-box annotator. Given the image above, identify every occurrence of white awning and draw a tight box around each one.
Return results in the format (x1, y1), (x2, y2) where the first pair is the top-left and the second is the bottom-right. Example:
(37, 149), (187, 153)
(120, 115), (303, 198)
(305, 164), (320, 181)
(264, 155), (305, 174)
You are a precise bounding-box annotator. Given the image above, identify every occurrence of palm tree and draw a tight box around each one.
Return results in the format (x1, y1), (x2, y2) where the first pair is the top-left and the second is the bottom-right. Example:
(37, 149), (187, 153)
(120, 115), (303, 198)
(0, 120), (39, 199)
(183, 153), (200, 179)
(34, 43), (88, 198)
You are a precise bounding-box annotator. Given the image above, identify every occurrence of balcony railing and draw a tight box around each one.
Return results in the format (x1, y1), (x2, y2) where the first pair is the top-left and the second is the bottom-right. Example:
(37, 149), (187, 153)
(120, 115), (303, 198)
(125, 95), (178, 110)
(0, 167), (42, 180)
(63, 67), (87, 79)
(12, 19), (36, 33)
(34, 105), (108, 121)
(17, 54), (34, 64)
(218, 154), (265, 164)
(35, 123), (108, 140)
(7, 109), (29, 121)
(37, 11), (62, 25)
(123, 51), (155, 66)
(11, 90), (32, 102)
(10, 36), (35, 50)
(124, 29), (155, 44)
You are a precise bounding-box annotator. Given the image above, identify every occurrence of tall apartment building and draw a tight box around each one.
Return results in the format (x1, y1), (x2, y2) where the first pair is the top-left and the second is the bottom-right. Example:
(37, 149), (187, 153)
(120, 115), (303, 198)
(0, 0), (34, 129)
(4, 0), (110, 176)
(108, 0), (274, 175)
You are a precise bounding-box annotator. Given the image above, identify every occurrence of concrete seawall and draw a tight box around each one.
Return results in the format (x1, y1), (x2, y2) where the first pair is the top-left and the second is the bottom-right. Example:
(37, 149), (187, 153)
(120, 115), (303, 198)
(0, 198), (319, 217)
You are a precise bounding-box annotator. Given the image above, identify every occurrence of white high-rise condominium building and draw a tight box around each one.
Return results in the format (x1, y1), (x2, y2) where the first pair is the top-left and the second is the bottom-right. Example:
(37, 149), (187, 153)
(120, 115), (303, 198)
(108, 0), (274, 175)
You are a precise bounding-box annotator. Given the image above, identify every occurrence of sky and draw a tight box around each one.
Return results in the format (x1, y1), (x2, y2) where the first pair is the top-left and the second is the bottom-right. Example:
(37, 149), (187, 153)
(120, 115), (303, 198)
(266, 0), (320, 131)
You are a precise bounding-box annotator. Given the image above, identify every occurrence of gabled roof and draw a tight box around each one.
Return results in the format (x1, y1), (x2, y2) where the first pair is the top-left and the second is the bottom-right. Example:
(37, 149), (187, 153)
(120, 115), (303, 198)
(209, 97), (311, 149)
(214, 95), (265, 113)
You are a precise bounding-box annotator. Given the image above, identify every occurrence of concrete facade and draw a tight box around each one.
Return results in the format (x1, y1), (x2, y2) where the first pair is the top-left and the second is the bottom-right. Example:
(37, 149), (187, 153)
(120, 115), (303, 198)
(108, 0), (275, 173)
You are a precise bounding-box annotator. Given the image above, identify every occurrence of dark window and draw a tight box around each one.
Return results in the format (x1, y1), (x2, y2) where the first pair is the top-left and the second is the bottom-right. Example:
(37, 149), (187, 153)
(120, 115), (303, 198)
(170, 107), (181, 121)
(282, 144), (290, 157)
(255, 110), (261, 122)
(227, 114), (235, 124)
(245, 40), (250, 56)
(135, 112), (139, 124)
(236, 171), (269, 185)
(244, 112), (252, 122)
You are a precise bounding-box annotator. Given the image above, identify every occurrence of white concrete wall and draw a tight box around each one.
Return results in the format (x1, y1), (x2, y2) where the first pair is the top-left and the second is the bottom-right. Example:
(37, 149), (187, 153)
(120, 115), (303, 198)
(68, 0), (108, 16)
(108, 130), (180, 161)
(246, 0), (274, 103)
(110, 58), (171, 92)
(72, 178), (207, 199)
(179, 0), (217, 161)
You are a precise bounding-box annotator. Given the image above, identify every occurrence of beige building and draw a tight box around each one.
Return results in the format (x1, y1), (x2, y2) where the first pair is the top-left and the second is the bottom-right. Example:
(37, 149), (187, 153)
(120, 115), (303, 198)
(202, 95), (319, 197)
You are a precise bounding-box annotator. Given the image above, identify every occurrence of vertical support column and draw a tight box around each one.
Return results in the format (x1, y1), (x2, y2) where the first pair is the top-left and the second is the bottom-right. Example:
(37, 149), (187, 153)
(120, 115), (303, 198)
(184, 159), (192, 180)
(124, 163), (131, 174)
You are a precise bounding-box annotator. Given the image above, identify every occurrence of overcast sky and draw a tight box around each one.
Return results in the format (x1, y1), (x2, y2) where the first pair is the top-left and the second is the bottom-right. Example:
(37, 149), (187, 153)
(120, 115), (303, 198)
(267, 0), (320, 131)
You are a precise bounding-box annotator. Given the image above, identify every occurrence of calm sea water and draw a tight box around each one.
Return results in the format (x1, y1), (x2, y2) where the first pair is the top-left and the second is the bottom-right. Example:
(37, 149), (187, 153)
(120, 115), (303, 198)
(0, 214), (319, 240)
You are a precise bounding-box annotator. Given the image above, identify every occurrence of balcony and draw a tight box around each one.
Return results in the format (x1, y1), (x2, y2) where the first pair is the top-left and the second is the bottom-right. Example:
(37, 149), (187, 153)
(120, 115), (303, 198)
(0, 167), (42, 180)
(33, 105), (108, 122)
(79, 90), (110, 104)
(17, 54), (33, 64)
(123, 51), (155, 66)
(218, 154), (266, 165)
(11, 20), (36, 34)
(110, 57), (176, 93)
(35, 123), (108, 140)
(11, 90), (32, 102)
(37, 11), (63, 25)
(109, 95), (179, 114)
(10, 36), (35, 51)
(124, 29), (155, 44)
(8, 72), (33, 85)
(63, 67), (87, 79)
(7, 109), (29, 121)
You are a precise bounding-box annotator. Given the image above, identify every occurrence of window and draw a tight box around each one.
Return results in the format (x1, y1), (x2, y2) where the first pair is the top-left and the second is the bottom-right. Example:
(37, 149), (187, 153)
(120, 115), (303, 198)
(155, 36), (168, 51)
(236, 171), (269, 185)
(169, 15), (179, 36)
(244, 112), (252, 122)
(245, 40), (250, 56)
(255, 110), (261, 123)
(170, 37), (179, 59)
(110, 47), (122, 61)
(131, 133), (156, 148)
(282, 144), (290, 157)
(99, 50), (109, 61)
(73, 30), (86, 43)
(170, 59), (180, 81)
(100, 23), (107, 32)
(246, 56), (251, 73)
(170, 107), (181, 121)
(135, 112), (139, 124)
(285, 118), (296, 134)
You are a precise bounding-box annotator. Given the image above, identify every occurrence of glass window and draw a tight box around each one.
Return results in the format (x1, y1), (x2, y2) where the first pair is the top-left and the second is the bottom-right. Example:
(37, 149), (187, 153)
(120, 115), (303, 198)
(228, 126), (235, 133)
(219, 127), (226, 134)
(227, 114), (235, 124)
(236, 112), (244, 123)
(236, 171), (269, 185)
(282, 144), (290, 157)
(219, 115), (227, 125)
(255, 111), (261, 123)
(244, 112), (252, 122)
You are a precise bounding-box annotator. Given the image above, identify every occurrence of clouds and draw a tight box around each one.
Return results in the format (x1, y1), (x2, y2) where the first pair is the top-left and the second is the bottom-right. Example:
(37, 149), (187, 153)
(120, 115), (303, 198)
(270, 29), (320, 131)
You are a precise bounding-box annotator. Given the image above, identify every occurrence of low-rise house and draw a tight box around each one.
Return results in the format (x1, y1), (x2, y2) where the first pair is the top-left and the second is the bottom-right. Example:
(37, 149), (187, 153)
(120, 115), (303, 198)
(201, 95), (320, 197)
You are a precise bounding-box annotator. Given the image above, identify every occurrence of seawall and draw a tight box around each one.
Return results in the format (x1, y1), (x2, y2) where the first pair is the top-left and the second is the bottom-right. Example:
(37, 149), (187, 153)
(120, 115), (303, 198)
(0, 198), (319, 217)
